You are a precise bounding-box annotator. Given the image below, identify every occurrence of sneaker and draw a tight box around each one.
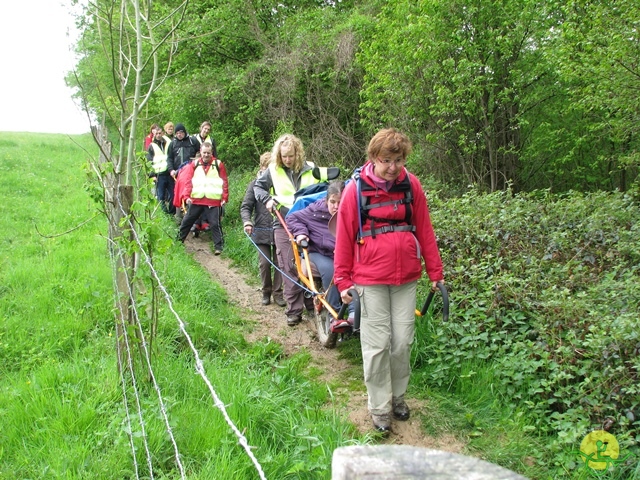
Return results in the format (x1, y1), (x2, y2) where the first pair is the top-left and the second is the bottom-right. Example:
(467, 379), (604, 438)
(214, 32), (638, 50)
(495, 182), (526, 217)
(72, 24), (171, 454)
(392, 395), (410, 421)
(214, 250), (222, 256)
(330, 317), (350, 333)
(261, 294), (271, 305)
(273, 295), (286, 307)
(286, 315), (302, 326)
(371, 413), (391, 434)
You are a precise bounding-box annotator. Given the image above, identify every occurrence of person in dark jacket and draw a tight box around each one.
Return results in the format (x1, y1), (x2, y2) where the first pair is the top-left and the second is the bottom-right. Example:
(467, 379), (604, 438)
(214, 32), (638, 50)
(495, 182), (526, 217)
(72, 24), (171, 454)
(167, 123), (198, 175)
(240, 152), (284, 307)
(286, 180), (347, 320)
(146, 127), (175, 214)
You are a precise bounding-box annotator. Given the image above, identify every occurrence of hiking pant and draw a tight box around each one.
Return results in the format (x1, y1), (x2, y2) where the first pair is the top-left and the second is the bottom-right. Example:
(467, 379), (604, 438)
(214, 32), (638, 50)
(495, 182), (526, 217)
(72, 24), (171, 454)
(274, 227), (306, 318)
(179, 204), (224, 251)
(257, 243), (282, 298)
(357, 281), (417, 416)
(156, 174), (176, 214)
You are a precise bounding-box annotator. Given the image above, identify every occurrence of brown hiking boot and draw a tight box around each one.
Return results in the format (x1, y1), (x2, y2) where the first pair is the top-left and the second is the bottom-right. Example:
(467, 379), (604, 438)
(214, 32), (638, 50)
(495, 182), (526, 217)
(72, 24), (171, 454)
(392, 395), (410, 421)
(286, 315), (302, 326)
(273, 295), (286, 307)
(371, 413), (391, 435)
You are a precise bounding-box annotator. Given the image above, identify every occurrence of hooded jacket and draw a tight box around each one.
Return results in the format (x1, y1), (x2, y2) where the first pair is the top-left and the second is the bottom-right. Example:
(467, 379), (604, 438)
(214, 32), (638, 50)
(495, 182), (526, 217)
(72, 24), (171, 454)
(240, 177), (275, 246)
(286, 198), (335, 258)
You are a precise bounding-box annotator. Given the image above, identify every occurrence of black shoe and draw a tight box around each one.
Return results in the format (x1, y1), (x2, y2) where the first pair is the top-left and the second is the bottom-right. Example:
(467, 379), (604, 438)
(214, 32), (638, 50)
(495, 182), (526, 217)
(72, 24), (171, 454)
(262, 294), (271, 305)
(273, 295), (286, 307)
(286, 315), (302, 326)
(371, 413), (391, 435)
(392, 396), (410, 421)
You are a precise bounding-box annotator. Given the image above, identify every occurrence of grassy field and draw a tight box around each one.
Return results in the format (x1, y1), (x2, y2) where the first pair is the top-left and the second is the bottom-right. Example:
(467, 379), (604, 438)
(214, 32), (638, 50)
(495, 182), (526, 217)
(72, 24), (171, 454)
(0, 133), (368, 479)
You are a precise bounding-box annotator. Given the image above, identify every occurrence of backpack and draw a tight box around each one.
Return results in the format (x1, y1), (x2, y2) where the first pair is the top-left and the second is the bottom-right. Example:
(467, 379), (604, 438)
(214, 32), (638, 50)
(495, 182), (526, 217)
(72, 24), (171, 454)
(352, 167), (415, 242)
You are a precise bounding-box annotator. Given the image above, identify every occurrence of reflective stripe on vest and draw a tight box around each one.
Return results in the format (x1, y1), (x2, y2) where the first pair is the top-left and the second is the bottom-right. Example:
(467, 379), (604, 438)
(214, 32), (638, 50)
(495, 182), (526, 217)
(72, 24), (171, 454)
(150, 142), (169, 173)
(269, 163), (322, 209)
(191, 162), (223, 199)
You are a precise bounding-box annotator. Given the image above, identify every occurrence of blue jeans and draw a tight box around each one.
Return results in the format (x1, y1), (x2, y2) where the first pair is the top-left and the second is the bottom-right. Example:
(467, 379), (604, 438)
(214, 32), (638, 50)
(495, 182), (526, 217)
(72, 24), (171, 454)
(156, 174), (175, 214)
(308, 252), (353, 317)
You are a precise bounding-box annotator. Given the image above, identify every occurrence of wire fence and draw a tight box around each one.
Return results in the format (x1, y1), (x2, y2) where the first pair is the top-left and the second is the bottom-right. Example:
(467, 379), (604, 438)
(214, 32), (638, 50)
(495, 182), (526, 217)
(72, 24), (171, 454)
(102, 170), (267, 479)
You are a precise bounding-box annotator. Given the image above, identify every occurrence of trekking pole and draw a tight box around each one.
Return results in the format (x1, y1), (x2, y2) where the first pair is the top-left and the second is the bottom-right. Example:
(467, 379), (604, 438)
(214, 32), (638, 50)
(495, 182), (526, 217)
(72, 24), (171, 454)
(272, 205), (305, 274)
(416, 281), (449, 321)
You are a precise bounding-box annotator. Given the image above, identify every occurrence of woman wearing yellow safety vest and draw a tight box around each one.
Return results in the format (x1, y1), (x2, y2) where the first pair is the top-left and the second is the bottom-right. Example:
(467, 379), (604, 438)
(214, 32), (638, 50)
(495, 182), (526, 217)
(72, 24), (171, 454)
(146, 127), (175, 214)
(254, 134), (335, 326)
(177, 142), (229, 254)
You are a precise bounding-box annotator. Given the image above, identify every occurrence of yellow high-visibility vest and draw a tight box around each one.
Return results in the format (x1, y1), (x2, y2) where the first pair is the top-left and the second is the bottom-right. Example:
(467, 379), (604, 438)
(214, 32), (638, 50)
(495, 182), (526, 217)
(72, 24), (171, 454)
(191, 161), (224, 199)
(269, 163), (328, 209)
(150, 142), (169, 173)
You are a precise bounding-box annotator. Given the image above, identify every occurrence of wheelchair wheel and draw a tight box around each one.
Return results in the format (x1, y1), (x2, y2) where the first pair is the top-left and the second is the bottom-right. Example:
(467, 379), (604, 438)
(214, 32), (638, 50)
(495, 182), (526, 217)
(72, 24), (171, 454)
(314, 306), (338, 349)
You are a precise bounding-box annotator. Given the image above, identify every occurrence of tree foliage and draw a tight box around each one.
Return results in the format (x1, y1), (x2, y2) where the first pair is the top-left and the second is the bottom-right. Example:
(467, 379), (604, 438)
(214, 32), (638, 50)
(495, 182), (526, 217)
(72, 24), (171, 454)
(71, 0), (640, 191)
(552, 0), (640, 192)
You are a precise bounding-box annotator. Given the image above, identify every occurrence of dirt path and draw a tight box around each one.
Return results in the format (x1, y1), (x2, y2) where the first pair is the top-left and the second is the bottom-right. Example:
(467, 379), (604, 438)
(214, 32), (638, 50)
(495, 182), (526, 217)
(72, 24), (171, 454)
(185, 236), (464, 451)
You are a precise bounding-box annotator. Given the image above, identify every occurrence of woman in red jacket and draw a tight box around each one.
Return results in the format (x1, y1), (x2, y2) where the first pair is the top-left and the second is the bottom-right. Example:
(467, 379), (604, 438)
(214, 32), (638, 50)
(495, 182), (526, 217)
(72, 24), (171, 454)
(333, 128), (444, 434)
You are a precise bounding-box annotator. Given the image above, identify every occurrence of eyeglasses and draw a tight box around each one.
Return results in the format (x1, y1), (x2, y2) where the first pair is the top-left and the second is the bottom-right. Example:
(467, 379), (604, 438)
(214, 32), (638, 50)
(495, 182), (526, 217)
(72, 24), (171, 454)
(376, 157), (406, 166)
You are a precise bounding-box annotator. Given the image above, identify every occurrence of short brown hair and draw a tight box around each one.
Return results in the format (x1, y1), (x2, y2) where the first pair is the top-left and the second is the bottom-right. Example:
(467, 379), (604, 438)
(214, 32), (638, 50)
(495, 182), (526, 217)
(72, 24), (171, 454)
(367, 128), (412, 161)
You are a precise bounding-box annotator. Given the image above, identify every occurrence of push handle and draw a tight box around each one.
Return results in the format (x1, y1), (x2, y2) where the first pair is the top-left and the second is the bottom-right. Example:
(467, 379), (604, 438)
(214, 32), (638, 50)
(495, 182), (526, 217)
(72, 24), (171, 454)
(417, 281), (449, 321)
(337, 288), (361, 331)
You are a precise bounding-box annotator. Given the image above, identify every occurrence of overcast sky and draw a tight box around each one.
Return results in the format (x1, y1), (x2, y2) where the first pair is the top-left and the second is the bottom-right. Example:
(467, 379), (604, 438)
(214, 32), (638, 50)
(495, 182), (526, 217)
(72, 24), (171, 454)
(0, 0), (90, 135)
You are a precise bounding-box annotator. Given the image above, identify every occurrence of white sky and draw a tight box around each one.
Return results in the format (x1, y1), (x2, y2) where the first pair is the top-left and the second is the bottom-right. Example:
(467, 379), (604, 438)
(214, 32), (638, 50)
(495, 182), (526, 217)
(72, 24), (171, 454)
(0, 0), (90, 134)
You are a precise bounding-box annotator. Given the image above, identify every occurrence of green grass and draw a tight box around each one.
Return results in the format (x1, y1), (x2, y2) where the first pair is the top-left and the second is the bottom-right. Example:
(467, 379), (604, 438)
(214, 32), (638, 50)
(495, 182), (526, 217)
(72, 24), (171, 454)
(0, 132), (369, 479)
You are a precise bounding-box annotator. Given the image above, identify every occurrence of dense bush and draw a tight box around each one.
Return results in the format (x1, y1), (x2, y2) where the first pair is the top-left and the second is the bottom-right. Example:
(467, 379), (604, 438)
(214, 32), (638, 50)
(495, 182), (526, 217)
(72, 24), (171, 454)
(415, 187), (640, 470)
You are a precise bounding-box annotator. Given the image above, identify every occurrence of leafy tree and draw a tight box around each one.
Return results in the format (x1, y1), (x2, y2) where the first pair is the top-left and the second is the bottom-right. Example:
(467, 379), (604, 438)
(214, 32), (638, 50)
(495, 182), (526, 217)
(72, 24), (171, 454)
(69, 0), (188, 180)
(553, 0), (640, 192)
(359, 0), (563, 191)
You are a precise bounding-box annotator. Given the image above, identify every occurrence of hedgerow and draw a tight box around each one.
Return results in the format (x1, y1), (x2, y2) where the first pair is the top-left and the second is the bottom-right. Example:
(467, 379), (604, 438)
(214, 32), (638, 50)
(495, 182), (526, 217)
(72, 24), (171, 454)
(416, 187), (639, 470)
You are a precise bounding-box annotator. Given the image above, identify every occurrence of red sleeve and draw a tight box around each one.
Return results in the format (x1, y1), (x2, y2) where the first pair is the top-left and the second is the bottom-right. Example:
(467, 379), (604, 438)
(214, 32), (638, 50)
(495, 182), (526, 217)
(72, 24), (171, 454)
(410, 175), (444, 281)
(333, 181), (359, 292)
(182, 162), (195, 199)
(218, 161), (229, 203)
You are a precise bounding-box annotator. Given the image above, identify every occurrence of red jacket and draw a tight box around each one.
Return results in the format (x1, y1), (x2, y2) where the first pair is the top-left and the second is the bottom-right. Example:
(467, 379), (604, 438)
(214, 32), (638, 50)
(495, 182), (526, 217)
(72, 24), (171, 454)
(143, 133), (154, 150)
(333, 164), (443, 292)
(174, 158), (229, 208)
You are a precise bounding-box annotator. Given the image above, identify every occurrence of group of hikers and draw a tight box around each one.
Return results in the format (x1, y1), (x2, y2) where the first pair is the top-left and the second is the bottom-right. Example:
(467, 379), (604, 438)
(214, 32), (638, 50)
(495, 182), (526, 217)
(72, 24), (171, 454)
(145, 121), (226, 254)
(147, 124), (445, 435)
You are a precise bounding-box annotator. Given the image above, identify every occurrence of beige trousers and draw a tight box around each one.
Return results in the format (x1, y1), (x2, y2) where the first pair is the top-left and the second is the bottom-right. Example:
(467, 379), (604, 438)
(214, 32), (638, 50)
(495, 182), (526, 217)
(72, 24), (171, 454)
(357, 281), (417, 415)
